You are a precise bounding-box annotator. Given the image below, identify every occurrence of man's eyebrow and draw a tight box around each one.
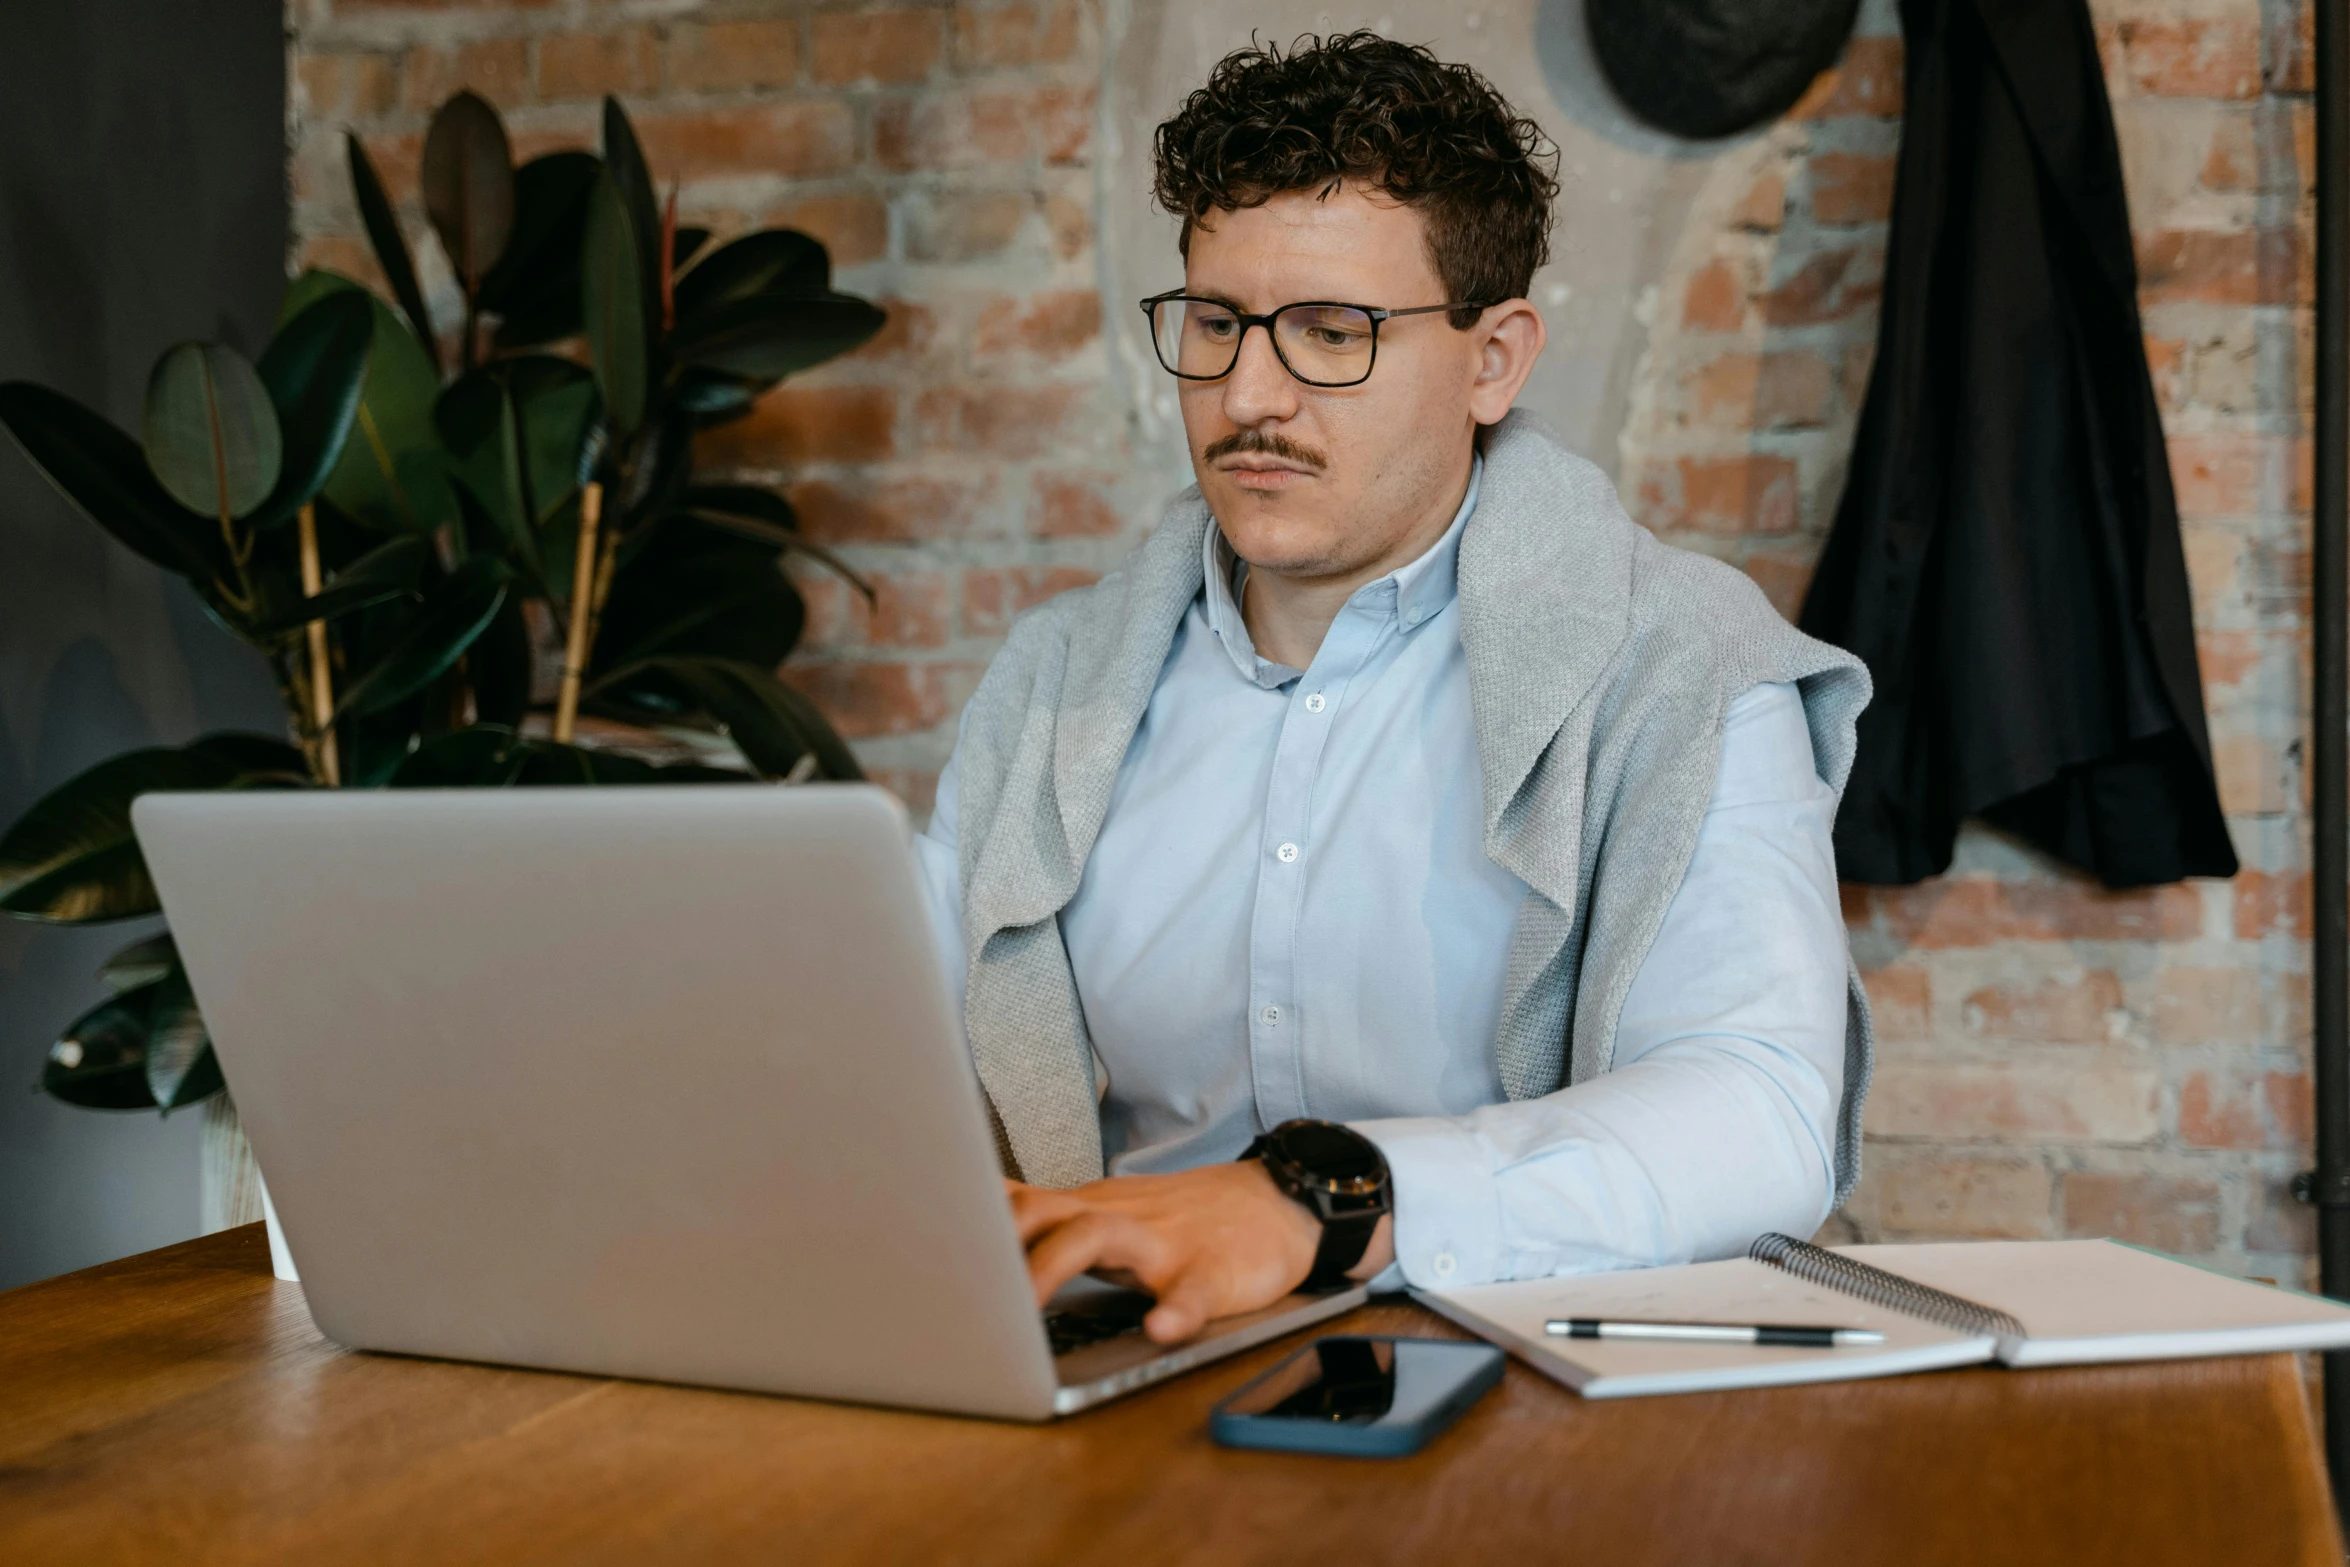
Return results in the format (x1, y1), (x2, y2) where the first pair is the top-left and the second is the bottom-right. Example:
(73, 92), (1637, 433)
(1186, 290), (1247, 311)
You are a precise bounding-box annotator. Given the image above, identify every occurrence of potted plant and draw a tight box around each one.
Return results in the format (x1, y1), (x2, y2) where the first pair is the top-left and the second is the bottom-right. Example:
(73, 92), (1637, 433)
(0, 92), (885, 1254)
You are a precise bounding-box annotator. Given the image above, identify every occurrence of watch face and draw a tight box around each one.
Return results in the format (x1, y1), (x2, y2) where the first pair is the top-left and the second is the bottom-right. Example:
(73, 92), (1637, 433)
(1271, 1120), (1386, 1188)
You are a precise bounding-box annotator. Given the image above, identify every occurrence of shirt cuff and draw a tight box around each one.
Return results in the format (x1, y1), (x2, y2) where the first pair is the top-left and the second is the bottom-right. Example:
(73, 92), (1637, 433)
(1350, 1114), (1506, 1290)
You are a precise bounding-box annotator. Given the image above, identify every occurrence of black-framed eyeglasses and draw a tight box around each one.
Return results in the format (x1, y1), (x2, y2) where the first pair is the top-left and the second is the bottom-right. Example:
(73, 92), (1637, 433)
(1139, 292), (1493, 388)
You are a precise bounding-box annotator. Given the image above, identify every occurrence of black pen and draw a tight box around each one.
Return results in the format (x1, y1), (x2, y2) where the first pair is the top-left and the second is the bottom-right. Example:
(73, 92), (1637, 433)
(1544, 1318), (1886, 1348)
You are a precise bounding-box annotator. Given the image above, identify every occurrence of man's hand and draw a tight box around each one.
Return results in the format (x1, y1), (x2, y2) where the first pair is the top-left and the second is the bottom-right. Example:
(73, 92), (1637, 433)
(1006, 1163), (1394, 1345)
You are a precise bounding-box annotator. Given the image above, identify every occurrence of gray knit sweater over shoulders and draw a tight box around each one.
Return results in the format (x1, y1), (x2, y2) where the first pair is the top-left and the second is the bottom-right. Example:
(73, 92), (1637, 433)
(951, 410), (1876, 1198)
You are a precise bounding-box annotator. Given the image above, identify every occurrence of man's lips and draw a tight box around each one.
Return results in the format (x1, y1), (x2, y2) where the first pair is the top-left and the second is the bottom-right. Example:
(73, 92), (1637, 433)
(1218, 457), (1318, 489)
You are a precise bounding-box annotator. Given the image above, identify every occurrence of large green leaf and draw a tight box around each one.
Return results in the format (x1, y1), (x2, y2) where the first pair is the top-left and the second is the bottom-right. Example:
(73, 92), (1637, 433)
(389, 725), (748, 787)
(595, 656), (860, 780)
(0, 382), (229, 582)
(469, 597), (533, 729)
(582, 171), (648, 435)
(253, 288), (375, 530)
(144, 962), (221, 1113)
(673, 229), (831, 321)
(437, 368), (532, 561)
(248, 533), (429, 636)
(335, 555), (513, 718)
(669, 294), (886, 381)
(43, 983), (161, 1110)
(100, 932), (178, 993)
(284, 272), (455, 536)
(0, 735), (308, 923)
(481, 152), (600, 348)
(600, 97), (663, 324)
(511, 356), (598, 524)
(142, 342), (283, 522)
(421, 90), (515, 294)
(590, 514), (803, 672)
(347, 133), (439, 369)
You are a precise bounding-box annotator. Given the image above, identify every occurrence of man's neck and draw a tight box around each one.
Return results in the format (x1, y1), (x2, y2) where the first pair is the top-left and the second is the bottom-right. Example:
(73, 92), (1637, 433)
(1237, 458), (1473, 669)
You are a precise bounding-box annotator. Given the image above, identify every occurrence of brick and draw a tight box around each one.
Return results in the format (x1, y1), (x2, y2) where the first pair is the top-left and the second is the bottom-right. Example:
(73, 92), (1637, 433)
(634, 102), (857, 181)
(1790, 36), (1904, 120)
(973, 289), (1101, 363)
(811, 9), (943, 87)
(1809, 152), (1895, 224)
(903, 188), (1030, 262)
(780, 660), (981, 738)
(2212, 733), (2294, 816)
(1848, 1156), (2053, 1240)
(667, 20), (801, 93)
(2177, 1068), (2312, 1151)
(1841, 342), (1875, 408)
(2249, 1175), (2317, 1255)
(296, 234), (389, 296)
(1958, 970), (2124, 1045)
(2117, 19), (2261, 100)
(1688, 351), (1831, 430)
(1865, 1062), (2160, 1145)
(1729, 168), (1785, 232)
(953, 0), (1081, 70)
(538, 28), (659, 100)
(1862, 964), (1930, 1042)
(1639, 455), (1799, 536)
(403, 37), (530, 113)
(2137, 227), (2258, 304)
(867, 765), (941, 822)
(1680, 258), (1745, 331)
(788, 476), (985, 544)
(2152, 966), (2265, 1046)
(695, 385), (897, 469)
(873, 85), (1093, 171)
(843, 297), (942, 366)
(800, 569), (953, 651)
(1739, 552), (1813, 620)
(2269, 3), (2315, 94)
(2235, 868), (2313, 939)
(1758, 247), (1881, 326)
(2198, 112), (2258, 191)
(1849, 877), (2204, 948)
(962, 566), (1100, 634)
(1043, 190), (1091, 259)
(912, 384), (1085, 458)
(760, 192), (890, 268)
(301, 52), (400, 120)
(2061, 1171), (2220, 1253)
(2167, 434), (2311, 517)
(1033, 473), (1123, 538)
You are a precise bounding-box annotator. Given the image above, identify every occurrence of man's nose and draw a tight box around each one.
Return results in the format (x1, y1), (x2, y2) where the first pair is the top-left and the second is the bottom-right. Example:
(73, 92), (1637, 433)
(1219, 321), (1299, 427)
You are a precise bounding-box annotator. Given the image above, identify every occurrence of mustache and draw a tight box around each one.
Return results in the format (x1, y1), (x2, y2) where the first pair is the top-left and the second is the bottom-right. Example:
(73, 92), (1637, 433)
(1202, 429), (1328, 471)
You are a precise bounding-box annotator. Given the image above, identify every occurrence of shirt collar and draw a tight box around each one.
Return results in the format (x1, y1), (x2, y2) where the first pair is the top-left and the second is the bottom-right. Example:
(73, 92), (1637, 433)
(1201, 453), (1483, 684)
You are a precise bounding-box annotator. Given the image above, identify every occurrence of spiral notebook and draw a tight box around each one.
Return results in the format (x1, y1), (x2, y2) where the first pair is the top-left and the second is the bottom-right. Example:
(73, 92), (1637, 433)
(1414, 1235), (2350, 1400)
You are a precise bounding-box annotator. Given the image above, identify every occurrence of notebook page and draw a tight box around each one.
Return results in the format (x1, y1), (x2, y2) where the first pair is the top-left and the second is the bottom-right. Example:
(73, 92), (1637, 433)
(1835, 1240), (2350, 1367)
(1416, 1257), (1994, 1399)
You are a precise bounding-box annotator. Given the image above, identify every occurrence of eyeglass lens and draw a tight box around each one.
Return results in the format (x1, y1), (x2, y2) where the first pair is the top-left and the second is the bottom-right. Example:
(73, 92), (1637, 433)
(1149, 299), (1378, 386)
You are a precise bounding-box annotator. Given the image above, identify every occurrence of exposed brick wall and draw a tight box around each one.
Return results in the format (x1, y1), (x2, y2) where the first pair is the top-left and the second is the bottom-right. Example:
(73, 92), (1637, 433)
(1621, 0), (2318, 1282)
(287, 0), (2324, 1282)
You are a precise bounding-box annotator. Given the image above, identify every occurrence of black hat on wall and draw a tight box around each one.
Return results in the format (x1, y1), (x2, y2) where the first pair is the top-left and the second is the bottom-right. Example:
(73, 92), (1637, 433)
(1586, 0), (1864, 140)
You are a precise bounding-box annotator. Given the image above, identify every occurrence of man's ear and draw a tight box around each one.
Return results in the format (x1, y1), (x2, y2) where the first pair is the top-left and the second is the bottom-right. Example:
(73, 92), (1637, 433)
(1468, 300), (1547, 425)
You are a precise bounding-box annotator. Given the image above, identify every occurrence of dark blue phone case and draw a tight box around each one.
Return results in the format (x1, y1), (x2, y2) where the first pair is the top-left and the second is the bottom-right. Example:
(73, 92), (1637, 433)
(1209, 1336), (1504, 1458)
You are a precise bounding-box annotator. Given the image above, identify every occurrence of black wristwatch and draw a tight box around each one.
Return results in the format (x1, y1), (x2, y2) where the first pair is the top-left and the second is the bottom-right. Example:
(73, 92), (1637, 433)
(1242, 1119), (1392, 1292)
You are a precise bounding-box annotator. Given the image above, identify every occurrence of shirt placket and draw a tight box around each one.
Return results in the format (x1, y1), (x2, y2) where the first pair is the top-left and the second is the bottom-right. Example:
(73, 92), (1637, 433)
(1245, 586), (1395, 1129)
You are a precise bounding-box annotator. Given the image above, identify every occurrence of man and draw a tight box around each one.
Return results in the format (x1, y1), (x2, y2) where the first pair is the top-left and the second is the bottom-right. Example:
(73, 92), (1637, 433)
(915, 33), (1873, 1346)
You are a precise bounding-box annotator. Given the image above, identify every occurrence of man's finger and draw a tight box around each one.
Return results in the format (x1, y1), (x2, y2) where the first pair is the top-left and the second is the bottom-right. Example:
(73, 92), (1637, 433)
(1004, 1186), (1089, 1245)
(1142, 1270), (1222, 1345)
(1022, 1211), (1166, 1306)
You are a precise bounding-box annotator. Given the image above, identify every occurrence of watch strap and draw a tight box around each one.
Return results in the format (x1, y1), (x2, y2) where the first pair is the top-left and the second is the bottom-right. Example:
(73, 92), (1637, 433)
(1305, 1209), (1381, 1291)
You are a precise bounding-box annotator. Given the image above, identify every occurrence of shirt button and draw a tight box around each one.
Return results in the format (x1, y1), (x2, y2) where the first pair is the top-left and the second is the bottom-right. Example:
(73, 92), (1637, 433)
(1261, 1005), (1282, 1026)
(1432, 1251), (1458, 1279)
(1304, 692), (1326, 713)
(1275, 842), (1299, 863)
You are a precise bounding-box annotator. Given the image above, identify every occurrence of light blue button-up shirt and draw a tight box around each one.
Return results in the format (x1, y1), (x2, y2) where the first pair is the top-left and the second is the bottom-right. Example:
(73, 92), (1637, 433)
(917, 461), (1850, 1287)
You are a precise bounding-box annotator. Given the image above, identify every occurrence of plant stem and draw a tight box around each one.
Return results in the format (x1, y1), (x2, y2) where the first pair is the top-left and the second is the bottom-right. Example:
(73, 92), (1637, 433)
(553, 482), (604, 744)
(297, 504), (340, 786)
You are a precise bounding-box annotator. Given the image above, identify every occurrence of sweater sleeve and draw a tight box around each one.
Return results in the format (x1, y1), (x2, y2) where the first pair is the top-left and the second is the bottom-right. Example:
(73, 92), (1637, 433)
(1351, 681), (1847, 1287)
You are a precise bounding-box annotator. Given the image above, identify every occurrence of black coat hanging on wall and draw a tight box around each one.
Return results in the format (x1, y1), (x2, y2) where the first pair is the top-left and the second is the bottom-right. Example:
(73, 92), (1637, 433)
(1798, 0), (2238, 888)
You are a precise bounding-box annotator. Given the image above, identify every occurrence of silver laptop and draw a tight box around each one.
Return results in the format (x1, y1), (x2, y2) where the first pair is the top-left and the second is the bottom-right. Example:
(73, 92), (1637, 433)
(133, 785), (1363, 1420)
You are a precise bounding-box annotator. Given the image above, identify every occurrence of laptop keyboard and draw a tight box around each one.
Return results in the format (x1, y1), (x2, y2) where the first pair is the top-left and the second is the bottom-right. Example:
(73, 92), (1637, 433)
(1043, 1293), (1154, 1357)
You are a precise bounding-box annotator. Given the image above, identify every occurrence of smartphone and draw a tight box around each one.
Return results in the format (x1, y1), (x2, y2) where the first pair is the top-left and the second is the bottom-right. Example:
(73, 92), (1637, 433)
(1209, 1335), (1504, 1458)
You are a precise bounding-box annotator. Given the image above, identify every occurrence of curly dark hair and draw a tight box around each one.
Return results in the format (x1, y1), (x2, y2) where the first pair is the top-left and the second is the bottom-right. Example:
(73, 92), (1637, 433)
(1152, 33), (1560, 327)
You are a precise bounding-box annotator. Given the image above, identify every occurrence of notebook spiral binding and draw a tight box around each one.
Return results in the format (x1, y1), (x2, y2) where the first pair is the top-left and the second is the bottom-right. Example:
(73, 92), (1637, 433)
(1748, 1233), (2028, 1340)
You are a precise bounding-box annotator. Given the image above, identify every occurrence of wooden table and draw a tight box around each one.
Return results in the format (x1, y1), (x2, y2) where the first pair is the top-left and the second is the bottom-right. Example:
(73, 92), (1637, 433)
(2, 1226), (2338, 1565)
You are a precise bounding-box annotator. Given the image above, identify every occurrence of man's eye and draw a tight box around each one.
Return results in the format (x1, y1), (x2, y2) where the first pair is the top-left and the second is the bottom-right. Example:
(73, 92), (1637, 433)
(1196, 316), (1238, 338)
(1307, 326), (1368, 349)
